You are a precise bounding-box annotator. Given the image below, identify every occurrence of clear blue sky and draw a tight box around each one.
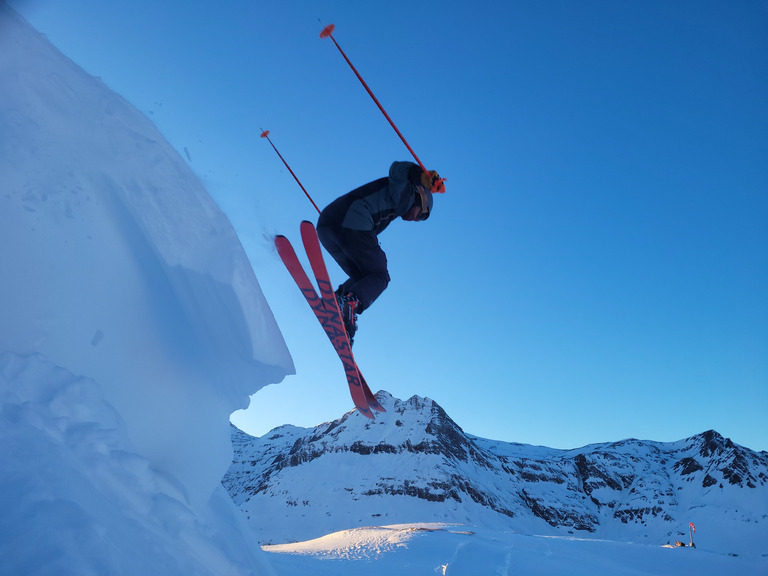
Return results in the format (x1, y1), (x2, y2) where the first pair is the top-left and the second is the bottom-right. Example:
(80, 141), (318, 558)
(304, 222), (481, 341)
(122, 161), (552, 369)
(9, 0), (767, 450)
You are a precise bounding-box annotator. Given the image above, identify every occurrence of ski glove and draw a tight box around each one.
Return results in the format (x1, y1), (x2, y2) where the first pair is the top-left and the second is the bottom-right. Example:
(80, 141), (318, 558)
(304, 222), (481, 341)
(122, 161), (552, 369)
(421, 170), (445, 193)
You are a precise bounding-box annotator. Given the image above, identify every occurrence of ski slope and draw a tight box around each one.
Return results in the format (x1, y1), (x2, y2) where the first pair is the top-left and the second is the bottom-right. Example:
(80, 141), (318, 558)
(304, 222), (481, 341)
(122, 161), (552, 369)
(263, 522), (766, 576)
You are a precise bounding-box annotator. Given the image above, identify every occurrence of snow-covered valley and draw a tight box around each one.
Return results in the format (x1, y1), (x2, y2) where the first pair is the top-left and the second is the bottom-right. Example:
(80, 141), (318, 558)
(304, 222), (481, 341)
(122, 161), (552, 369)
(262, 523), (764, 576)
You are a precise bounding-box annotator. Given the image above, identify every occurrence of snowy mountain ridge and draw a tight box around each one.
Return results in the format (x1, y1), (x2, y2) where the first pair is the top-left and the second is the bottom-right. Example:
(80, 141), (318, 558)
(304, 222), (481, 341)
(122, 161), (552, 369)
(224, 391), (768, 558)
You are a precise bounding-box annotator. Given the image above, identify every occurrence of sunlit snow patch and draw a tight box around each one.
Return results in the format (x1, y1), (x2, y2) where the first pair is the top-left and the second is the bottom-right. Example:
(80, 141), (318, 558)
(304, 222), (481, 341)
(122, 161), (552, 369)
(263, 522), (463, 560)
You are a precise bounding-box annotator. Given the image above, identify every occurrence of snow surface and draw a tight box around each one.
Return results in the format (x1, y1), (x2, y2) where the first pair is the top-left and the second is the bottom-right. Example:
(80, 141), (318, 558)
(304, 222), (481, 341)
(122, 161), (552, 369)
(263, 523), (766, 576)
(2, 4), (766, 575)
(0, 1), (293, 504)
(1, 4), (291, 574)
(0, 352), (280, 575)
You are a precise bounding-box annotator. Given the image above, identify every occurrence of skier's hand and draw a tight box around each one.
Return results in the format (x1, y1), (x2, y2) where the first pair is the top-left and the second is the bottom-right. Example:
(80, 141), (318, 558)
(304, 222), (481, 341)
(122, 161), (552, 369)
(421, 170), (445, 193)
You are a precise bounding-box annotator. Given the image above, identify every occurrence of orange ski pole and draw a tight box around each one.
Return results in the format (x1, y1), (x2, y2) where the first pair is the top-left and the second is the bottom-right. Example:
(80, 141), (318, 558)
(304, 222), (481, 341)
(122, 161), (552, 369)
(260, 130), (321, 214)
(320, 24), (445, 193)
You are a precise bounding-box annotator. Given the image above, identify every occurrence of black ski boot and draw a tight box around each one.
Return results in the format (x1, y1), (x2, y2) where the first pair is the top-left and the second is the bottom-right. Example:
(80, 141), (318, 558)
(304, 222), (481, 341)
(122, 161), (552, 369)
(335, 290), (360, 346)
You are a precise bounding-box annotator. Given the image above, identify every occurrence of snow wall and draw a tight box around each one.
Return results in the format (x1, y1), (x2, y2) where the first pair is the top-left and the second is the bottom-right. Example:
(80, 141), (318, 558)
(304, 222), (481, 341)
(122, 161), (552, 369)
(0, 3), (294, 573)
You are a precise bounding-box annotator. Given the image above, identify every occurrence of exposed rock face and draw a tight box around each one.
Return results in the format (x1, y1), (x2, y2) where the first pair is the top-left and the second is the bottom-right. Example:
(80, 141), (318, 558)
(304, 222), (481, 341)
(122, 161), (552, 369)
(223, 392), (768, 550)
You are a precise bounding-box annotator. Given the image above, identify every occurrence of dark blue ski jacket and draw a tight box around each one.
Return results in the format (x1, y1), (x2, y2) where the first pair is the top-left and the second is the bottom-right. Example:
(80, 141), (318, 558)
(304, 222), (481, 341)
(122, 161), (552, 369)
(317, 161), (424, 233)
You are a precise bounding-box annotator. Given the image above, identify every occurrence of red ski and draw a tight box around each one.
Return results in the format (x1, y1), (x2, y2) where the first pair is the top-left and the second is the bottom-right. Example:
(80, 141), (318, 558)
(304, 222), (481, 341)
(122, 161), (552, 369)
(274, 222), (384, 418)
(299, 221), (384, 413)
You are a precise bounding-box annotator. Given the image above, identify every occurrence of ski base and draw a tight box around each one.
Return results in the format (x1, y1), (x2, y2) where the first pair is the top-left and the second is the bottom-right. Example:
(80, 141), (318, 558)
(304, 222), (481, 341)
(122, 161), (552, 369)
(275, 221), (384, 418)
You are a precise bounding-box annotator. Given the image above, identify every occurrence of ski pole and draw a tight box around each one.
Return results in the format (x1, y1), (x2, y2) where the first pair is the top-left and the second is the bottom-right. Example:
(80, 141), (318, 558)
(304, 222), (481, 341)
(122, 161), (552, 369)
(260, 130), (321, 215)
(320, 24), (445, 193)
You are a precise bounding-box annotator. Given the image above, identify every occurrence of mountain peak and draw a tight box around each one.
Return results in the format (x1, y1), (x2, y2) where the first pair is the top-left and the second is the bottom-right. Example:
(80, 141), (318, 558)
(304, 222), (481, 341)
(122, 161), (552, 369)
(695, 429), (730, 456)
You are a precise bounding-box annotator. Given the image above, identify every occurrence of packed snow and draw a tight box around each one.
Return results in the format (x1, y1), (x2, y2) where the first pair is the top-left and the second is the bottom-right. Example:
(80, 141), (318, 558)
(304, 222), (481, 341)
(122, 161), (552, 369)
(263, 523), (766, 576)
(1, 3), (766, 575)
(1, 4), (290, 574)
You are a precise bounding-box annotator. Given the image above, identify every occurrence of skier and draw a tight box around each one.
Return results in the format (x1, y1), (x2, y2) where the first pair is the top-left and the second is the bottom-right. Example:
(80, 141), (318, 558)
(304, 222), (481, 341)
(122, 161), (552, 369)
(316, 161), (442, 345)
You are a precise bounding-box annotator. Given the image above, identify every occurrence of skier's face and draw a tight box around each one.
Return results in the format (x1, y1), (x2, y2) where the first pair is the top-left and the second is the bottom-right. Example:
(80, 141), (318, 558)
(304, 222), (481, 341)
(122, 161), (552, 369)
(402, 189), (431, 222)
(401, 205), (423, 221)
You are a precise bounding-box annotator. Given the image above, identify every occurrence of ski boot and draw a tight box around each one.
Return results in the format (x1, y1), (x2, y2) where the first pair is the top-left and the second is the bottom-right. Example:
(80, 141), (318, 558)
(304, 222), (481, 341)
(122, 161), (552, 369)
(335, 290), (360, 346)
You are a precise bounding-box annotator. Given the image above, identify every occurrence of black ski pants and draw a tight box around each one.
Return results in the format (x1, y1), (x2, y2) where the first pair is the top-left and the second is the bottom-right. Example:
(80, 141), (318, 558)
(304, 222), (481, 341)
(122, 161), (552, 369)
(316, 225), (390, 313)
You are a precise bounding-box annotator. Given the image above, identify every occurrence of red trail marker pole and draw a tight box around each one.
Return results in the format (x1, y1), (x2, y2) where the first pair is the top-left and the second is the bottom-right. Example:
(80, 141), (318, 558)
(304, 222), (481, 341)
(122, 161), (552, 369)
(689, 522), (696, 547)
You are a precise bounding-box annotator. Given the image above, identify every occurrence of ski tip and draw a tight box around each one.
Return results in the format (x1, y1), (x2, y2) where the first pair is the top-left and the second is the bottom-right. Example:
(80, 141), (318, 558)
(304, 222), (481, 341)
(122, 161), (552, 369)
(300, 220), (317, 232)
(274, 235), (292, 250)
(354, 401), (375, 420)
(320, 23), (335, 39)
(260, 130), (270, 138)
